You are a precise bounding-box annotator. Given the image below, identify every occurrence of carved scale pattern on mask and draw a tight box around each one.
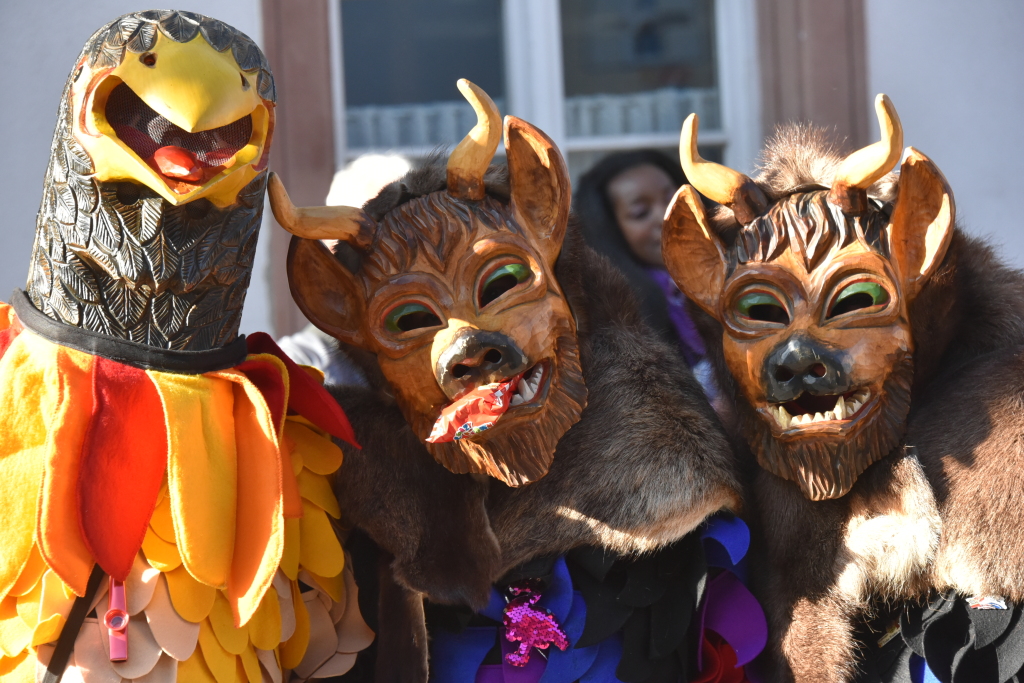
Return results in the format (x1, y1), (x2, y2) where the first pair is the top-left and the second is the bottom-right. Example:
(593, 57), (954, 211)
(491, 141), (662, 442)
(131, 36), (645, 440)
(26, 79), (268, 352)
(25, 10), (273, 351)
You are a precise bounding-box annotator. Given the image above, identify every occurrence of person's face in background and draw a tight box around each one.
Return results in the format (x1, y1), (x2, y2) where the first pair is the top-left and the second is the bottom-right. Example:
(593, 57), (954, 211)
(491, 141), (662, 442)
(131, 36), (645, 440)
(606, 163), (677, 267)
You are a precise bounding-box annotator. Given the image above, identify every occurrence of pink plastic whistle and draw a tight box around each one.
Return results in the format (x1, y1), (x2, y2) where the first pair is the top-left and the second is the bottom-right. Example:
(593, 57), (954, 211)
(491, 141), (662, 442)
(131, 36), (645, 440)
(104, 577), (129, 662)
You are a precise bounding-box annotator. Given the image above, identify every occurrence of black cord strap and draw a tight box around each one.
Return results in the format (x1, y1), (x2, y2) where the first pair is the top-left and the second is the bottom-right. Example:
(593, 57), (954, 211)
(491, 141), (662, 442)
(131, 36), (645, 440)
(42, 564), (105, 683)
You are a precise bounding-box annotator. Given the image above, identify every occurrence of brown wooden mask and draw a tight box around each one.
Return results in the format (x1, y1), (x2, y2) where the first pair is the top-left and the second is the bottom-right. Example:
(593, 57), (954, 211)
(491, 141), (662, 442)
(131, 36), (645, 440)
(280, 80), (585, 487)
(664, 96), (955, 500)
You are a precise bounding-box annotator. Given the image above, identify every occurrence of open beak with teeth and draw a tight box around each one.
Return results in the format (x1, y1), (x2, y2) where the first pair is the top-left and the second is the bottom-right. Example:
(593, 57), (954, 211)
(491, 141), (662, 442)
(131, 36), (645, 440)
(769, 388), (873, 432)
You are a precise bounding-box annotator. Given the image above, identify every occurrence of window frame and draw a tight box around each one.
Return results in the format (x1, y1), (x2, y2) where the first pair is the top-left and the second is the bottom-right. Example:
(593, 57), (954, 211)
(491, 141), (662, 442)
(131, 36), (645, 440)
(328, 0), (761, 173)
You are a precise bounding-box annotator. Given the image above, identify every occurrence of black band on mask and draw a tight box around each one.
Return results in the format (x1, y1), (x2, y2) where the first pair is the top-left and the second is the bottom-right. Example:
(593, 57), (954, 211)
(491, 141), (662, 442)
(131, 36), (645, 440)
(12, 289), (247, 374)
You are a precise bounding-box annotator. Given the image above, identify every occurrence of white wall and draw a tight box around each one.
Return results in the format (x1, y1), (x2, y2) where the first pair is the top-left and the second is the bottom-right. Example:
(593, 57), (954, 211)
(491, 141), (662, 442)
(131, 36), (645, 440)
(866, 0), (1024, 267)
(0, 1), (274, 335)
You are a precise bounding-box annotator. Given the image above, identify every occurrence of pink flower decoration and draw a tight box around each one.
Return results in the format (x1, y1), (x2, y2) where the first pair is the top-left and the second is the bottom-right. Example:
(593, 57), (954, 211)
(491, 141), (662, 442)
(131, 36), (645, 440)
(502, 580), (570, 667)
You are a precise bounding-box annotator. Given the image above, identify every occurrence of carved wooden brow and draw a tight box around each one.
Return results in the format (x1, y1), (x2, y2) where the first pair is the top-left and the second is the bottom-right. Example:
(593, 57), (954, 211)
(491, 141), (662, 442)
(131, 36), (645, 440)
(268, 79), (502, 246)
(680, 94), (904, 223)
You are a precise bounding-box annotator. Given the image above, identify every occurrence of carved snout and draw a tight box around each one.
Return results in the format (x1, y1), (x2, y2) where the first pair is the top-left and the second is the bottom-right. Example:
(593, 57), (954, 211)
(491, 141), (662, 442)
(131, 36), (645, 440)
(764, 337), (851, 403)
(434, 329), (529, 400)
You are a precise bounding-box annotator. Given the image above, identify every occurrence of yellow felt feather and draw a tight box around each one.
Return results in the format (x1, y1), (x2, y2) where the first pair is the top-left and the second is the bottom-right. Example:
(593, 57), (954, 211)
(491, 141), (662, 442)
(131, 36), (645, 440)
(247, 586), (282, 651)
(0, 335), (54, 604)
(177, 647), (219, 682)
(165, 565), (217, 624)
(298, 470), (341, 519)
(279, 579), (310, 669)
(299, 502), (345, 579)
(0, 598), (29, 659)
(198, 620), (241, 683)
(152, 372), (238, 590)
(209, 593), (249, 656)
(142, 526), (183, 573)
(285, 421), (343, 476)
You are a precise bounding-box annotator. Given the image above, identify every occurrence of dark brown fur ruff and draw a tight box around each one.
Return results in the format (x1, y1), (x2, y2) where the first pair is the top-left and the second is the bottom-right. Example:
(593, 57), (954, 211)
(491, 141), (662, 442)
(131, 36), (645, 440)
(698, 125), (1024, 682)
(329, 161), (740, 680)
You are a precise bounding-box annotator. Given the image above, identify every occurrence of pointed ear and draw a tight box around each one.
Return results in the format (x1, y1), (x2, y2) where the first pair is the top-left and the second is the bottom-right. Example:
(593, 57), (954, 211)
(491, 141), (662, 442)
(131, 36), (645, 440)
(504, 116), (571, 268)
(887, 148), (955, 301)
(287, 236), (369, 348)
(663, 185), (729, 319)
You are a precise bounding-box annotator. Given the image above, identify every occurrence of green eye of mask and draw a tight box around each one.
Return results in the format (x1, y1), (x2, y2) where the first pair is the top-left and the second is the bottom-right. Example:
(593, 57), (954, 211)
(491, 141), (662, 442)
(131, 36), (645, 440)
(385, 302), (441, 333)
(736, 291), (789, 324)
(480, 263), (530, 306)
(829, 281), (889, 317)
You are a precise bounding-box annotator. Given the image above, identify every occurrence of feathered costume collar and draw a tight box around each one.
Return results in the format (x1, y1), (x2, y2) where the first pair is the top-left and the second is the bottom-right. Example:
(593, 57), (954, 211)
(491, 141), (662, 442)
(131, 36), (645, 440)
(0, 301), (373, 681)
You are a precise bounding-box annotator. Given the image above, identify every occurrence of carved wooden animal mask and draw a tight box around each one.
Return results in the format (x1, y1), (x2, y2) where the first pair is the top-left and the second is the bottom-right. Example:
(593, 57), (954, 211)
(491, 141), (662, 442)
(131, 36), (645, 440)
(277, 80), (586, 487)
(664, 96), (955, 500)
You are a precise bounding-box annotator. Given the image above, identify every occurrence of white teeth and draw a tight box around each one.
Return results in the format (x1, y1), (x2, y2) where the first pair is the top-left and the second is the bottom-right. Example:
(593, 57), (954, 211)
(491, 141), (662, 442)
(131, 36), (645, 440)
(773, 390), (873, 429)
(511, 365), (544, 406)
(834, 396), (846, 420)
(843, 389), (871, 418)
(776, 405), (791, 429)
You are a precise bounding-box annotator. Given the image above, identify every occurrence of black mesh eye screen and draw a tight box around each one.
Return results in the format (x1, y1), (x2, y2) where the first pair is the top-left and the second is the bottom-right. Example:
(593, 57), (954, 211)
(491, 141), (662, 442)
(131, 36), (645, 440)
(106, 82), (253, 166)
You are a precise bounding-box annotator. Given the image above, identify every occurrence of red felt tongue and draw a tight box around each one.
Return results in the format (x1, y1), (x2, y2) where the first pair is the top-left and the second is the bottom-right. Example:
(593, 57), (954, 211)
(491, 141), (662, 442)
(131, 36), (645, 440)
(153, 145), (202, 181)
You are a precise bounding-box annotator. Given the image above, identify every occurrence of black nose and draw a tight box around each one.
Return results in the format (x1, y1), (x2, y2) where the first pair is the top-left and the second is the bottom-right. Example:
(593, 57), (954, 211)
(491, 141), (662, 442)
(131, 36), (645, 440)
(435, 329), (530, 399)
(764, 337), (850, 403)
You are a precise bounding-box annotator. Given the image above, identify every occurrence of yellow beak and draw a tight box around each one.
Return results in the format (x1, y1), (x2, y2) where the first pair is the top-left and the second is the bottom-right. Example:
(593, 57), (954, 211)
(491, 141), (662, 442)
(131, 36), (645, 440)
(73, 31), (273, 207)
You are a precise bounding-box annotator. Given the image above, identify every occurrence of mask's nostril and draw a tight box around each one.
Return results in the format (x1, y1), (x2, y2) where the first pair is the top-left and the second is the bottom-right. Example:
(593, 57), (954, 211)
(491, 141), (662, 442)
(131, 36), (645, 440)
(810, 363), (827, 378)
(774, 367), (794, 382)
(452, 364), (471, 379)
(483, 349), (502, 364)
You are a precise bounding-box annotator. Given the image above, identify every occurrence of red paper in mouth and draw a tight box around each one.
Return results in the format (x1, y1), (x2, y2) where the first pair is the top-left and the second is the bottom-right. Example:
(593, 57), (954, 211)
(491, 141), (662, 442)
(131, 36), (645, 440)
(153, 145), (202, 181)
(426, 373), (524, 444)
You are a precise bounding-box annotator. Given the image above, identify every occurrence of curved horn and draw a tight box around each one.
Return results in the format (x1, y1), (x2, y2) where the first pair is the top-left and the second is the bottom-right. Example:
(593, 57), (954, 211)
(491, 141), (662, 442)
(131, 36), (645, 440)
(268, 173), (374, 249)
(680, 114), (767, 225)
(827, 94), (904, 213)
(446, 79), (502, 201)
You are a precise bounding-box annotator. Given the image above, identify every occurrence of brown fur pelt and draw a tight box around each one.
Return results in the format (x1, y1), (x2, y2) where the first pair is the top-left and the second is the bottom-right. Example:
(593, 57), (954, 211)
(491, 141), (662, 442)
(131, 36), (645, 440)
(695, 126), (1024, 682)
(329, 162), (741, 681)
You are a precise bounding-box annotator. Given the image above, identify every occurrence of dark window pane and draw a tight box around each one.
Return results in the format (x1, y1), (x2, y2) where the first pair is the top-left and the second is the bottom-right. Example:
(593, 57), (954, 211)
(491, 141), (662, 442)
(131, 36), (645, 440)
(342, 0), (505, 150)
(561, 0), (719, 137)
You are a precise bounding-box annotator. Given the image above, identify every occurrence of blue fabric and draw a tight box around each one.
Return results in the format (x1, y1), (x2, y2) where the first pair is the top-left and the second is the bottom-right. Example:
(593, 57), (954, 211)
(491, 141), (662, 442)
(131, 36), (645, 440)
(538, 556), (574, 623)
(431, 626), (499, 683)
(540, 592), (599, 682)
(482, 587), (507, 622)
(578, 635), (626, 683)
(910, 654), (942, 683)
(701, 513), (750, 569)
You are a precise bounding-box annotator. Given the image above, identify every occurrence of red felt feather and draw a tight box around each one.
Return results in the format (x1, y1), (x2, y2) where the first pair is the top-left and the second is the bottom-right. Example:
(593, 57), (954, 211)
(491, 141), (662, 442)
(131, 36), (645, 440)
(245, 332), (359, 447)
(0, 328), (18, 361)
(78, 358), (168, 581)
(237, 358), (287, 431)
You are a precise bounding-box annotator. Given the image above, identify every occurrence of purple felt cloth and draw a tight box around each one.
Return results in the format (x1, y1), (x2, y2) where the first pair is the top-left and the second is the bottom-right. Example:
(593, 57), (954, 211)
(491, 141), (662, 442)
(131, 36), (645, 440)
(700, 571), (768, 668)
(647, 268), (707, 365)
(474, 640), (549, 683)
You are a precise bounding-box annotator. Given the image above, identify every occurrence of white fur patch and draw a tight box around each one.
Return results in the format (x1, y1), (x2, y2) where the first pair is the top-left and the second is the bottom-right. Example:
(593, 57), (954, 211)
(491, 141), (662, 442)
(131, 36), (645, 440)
(834, 453), (940, 603)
